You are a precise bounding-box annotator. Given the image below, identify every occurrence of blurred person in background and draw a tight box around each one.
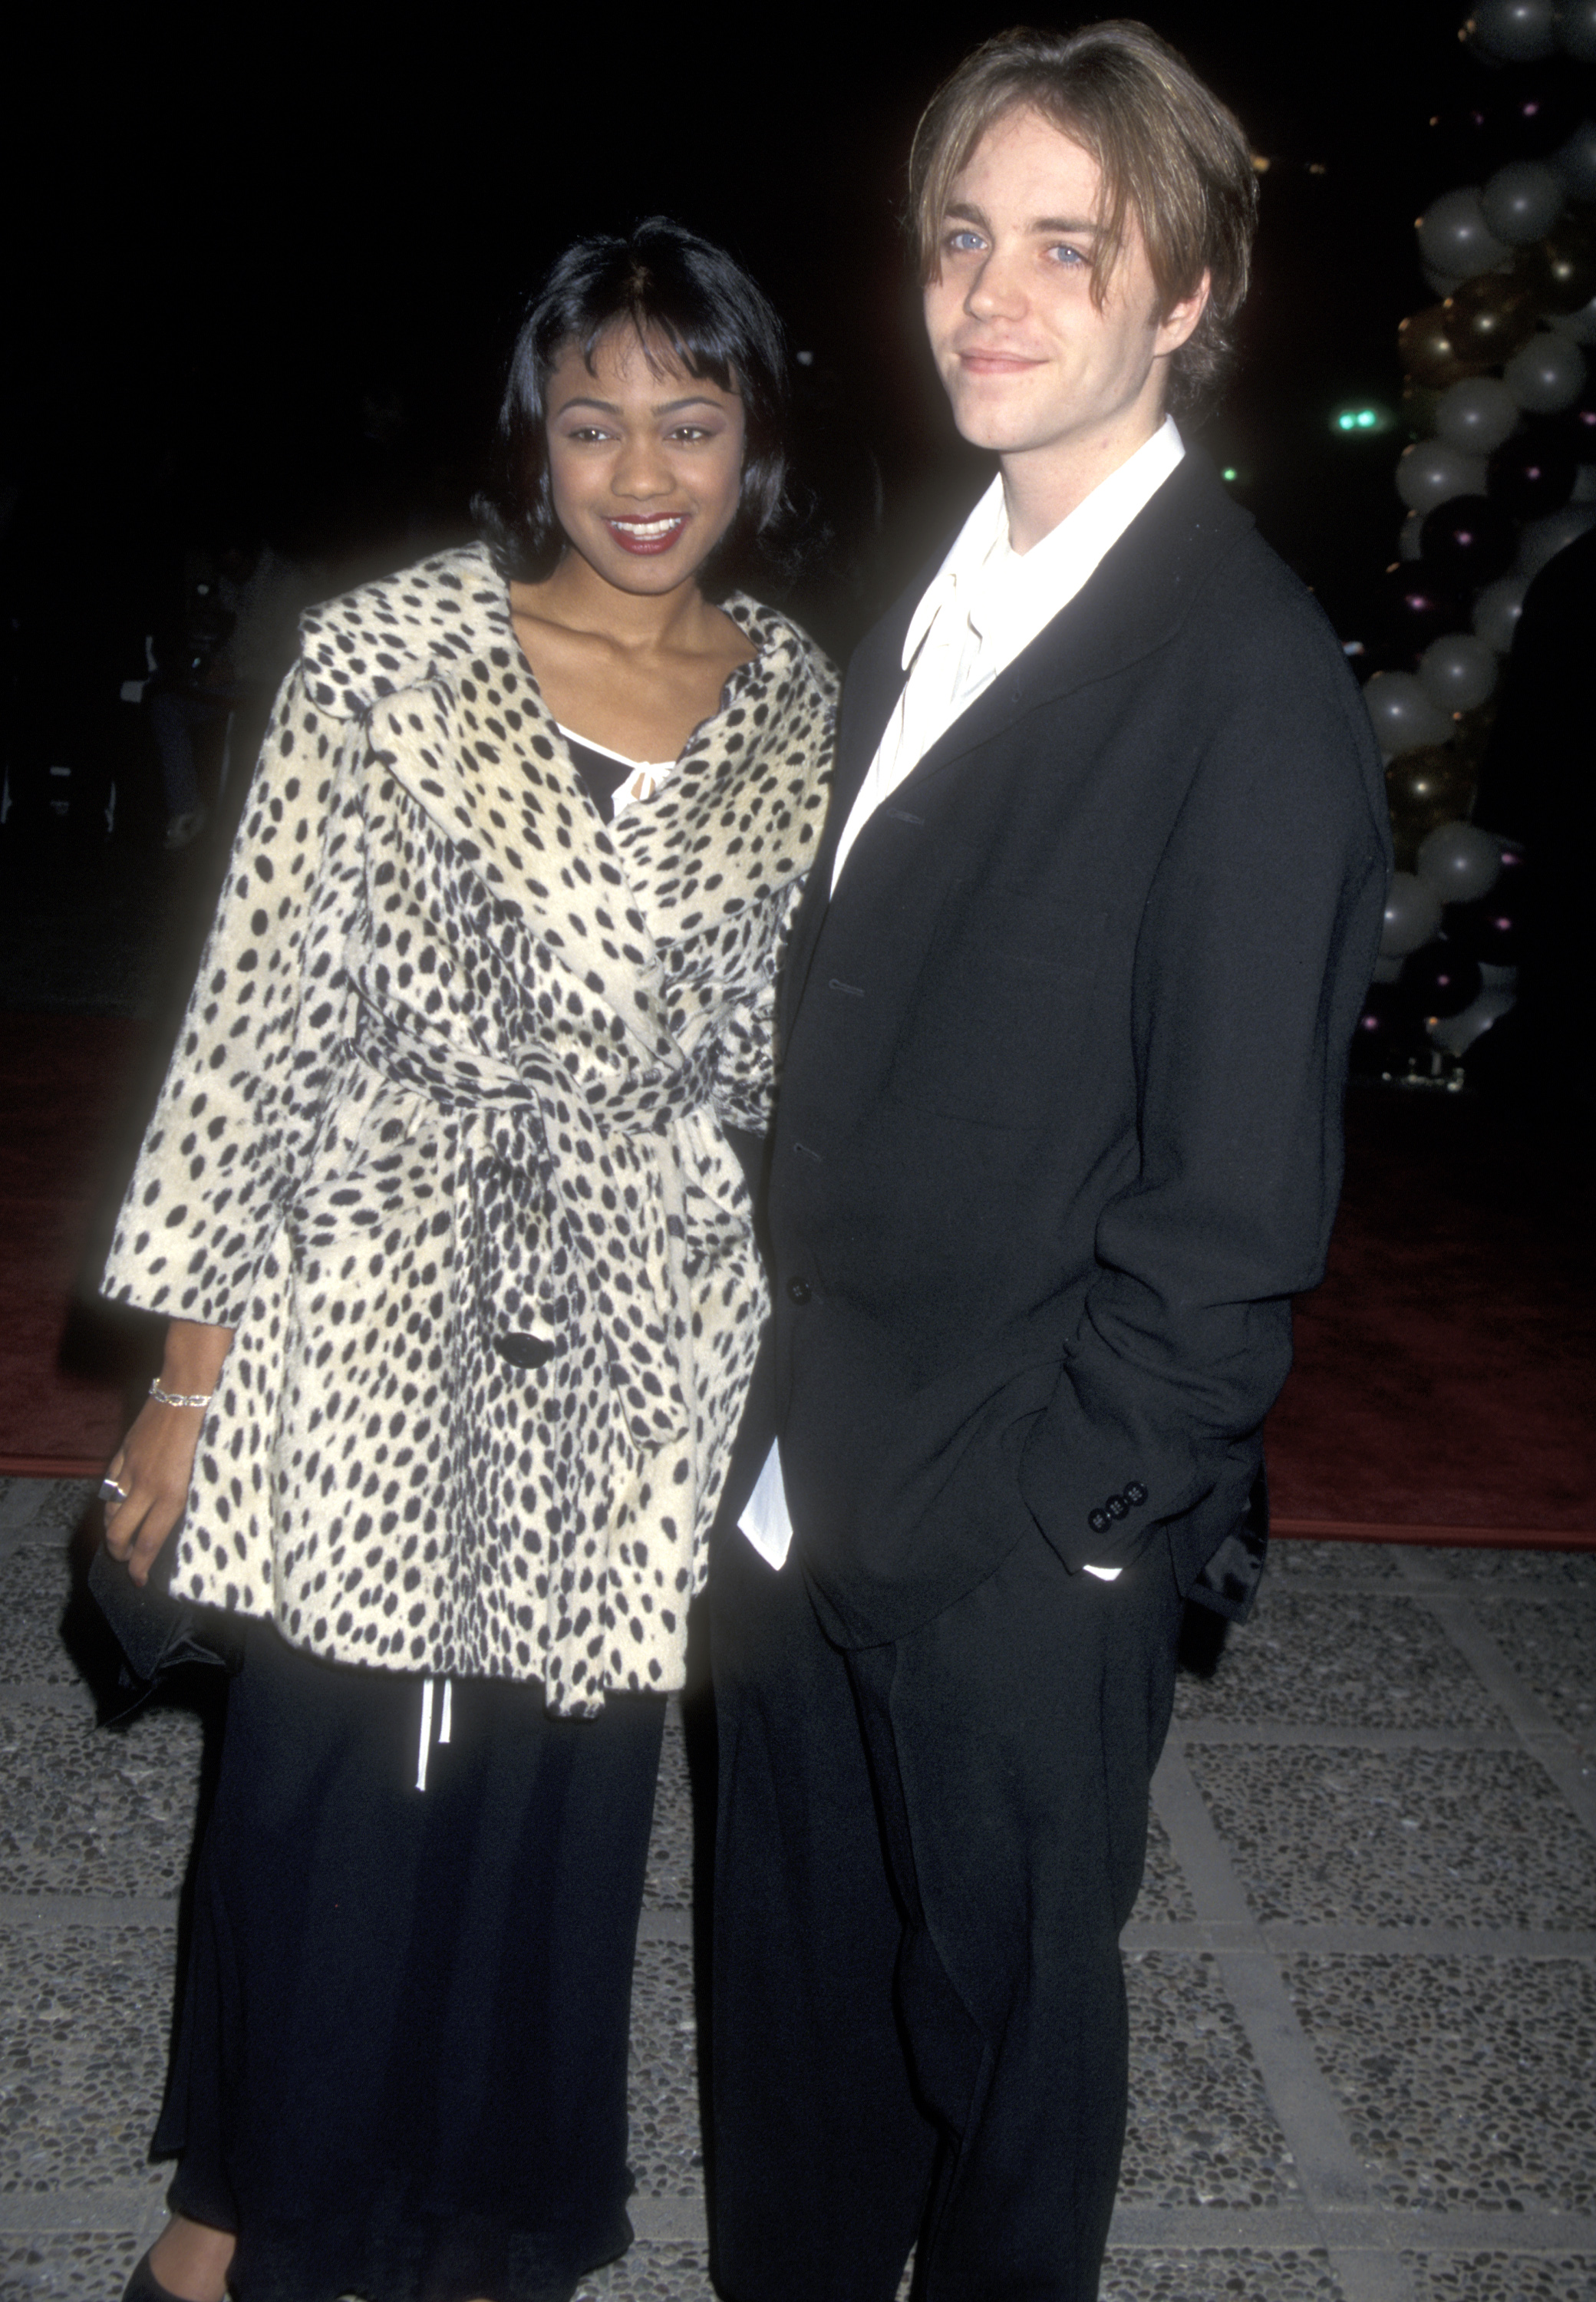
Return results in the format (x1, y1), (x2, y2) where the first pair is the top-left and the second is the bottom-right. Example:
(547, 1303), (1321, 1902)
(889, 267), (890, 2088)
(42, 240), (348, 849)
(147, 531), (312, 849)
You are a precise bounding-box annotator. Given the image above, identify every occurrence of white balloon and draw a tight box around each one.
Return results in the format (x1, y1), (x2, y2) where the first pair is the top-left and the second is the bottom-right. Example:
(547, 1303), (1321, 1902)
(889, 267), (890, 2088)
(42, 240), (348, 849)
(1428, 986), (1516, 1056)
(1416, 188), (1515, 281)
(1472, 574), (1528, 653)
(1396, 440), (1489, 513)
(1481, 160), (1565, 245)
(1548, 294), (1596, 348)
(1416, 821), (1503, 903)
(1398, 511), (1426, 562)
(1503, 331), (1588, 414)
(1550, 119), (1596, 205)
(1434, 375), (1522, 454)
(1515, 502), (1596, 578)
(1419, 633), (1498, 713)
(1465, 0), (1558, 56)
(1558, 0), (1596, 61)
(1364, 671), (1455, 757)
(1380, 873), (1445, 958)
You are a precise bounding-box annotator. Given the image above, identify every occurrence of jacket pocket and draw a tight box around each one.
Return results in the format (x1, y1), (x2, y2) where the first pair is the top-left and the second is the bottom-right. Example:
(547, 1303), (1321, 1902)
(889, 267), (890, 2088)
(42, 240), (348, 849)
(885, 887), (1107, 1128)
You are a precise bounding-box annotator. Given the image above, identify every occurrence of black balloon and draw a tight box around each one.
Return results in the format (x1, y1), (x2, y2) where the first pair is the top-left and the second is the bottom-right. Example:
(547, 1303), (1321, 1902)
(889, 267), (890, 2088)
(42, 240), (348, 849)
(1350, 983), (1425, 1073)
(1500, 86), (1584, 153)
(1371, 562), (1469, 657)
(1426, 84), (1582, 166)
(1419, 494), (1518, 588)
(1487, 434), (1578, 518)
(1445, 886), (1533, 965)
(1403, 943), (1485, 1018)
(1540, 388), (1596, 466)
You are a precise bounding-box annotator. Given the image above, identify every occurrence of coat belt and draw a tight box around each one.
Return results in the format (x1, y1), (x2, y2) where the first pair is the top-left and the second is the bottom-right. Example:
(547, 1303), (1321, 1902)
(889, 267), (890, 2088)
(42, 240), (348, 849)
(343, 999), (739, 1450)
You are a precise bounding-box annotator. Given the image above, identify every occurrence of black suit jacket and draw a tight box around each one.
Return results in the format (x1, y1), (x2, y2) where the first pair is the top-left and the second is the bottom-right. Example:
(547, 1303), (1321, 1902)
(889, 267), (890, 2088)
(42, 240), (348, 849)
(764, 451), (1390, 1648)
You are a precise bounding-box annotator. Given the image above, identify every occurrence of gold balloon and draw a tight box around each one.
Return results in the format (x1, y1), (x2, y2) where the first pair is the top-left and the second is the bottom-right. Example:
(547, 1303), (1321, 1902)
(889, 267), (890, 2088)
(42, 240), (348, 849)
(1386, 749), (1476, 869)
(1510, 216), (1593, 318)
(1398, 302), (1486, 387)
(1386, 745), (1475, 814)
(1443, 272), (1539, 365)
(1515, 218), (1596, 317)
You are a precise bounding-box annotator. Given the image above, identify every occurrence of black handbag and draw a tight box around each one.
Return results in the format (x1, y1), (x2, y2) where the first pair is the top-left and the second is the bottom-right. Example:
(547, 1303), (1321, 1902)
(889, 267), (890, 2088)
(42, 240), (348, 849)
(87, 1520), (236, 1695)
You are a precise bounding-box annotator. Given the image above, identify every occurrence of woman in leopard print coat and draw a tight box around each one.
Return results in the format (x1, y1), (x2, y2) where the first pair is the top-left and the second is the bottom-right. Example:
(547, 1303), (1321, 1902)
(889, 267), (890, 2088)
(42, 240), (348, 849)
(98, 223), (833, 2302)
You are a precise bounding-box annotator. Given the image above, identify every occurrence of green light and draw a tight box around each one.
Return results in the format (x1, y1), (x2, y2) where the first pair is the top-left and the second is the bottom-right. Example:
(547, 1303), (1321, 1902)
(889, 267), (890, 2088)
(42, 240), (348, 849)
(1222, 467), (1238, 482)
(1332, 401), (1391, 437)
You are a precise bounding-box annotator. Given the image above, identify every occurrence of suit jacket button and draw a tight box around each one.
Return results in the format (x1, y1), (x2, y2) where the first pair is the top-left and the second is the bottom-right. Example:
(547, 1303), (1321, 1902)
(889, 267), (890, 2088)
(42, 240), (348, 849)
(1106, 1494), (1129, 1520)
(1088, 1508), (1110, 1535)
(786, 1277), (813, 1305)
(1124, 1482), (1147, 1506)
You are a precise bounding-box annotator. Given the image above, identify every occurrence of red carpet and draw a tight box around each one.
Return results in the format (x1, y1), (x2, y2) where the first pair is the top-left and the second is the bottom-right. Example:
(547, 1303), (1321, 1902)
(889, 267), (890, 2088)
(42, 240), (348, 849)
(1266, 1087), (1594, 1548)
(0, 1014), (157, 1474)
(2, 1019), (1592, 1544)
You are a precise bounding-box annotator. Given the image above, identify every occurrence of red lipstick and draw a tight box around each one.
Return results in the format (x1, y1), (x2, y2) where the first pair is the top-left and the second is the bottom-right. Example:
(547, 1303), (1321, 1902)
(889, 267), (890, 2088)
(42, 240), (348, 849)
(605, 516), (688, 555)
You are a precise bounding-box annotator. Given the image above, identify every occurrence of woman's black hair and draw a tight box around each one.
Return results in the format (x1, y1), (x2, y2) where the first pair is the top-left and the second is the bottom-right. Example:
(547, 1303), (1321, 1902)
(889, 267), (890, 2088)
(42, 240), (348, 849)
(473, 218), (798, 595)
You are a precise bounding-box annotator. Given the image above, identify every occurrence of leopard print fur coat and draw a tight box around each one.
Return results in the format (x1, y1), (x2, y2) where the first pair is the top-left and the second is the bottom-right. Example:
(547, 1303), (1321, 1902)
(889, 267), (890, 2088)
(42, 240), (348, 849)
(102, 543), (835, 1712)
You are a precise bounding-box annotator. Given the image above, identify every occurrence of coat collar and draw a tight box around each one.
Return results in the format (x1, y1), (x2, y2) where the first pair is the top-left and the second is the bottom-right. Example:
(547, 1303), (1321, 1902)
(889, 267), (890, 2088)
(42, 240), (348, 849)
(308, 546), (832, 1064)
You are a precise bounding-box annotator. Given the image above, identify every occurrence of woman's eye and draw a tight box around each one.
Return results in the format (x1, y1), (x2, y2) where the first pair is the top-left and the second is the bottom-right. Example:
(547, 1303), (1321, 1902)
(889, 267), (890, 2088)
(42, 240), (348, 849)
(944, 229), (985, 256)
(564, 425), (611, 444)
(1047, 243), (1090, 268)
(667, 424), (714, 443)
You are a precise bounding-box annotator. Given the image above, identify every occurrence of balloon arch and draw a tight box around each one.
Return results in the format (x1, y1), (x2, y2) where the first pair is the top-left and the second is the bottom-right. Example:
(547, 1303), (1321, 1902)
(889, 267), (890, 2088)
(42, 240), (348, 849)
(1354, 0), (1594, 1083)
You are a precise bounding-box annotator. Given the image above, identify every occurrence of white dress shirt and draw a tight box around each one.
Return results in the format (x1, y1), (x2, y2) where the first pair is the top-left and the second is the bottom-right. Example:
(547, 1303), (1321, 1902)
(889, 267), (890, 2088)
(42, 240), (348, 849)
(740, 417), (1186, 1573)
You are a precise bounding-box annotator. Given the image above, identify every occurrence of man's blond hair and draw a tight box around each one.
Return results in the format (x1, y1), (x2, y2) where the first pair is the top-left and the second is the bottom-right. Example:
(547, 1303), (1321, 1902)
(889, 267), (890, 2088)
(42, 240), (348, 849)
(908, 21), (1258, 417)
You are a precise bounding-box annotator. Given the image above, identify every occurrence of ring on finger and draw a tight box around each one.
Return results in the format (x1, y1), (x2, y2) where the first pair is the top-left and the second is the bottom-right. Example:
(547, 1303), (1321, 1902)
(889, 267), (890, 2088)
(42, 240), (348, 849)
(100, 1477), (129, 1505)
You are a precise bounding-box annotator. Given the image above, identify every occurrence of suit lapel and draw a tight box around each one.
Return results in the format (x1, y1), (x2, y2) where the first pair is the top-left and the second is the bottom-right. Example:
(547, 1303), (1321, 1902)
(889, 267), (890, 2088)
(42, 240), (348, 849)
(788, 453), (1251, 1043)
(895, 453), (1252, 798)
(779, 590), (918, 1042)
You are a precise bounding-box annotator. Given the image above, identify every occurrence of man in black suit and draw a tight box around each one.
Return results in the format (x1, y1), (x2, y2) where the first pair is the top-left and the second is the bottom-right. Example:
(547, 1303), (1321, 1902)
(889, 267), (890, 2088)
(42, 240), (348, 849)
(710, 25), (1389, 2301)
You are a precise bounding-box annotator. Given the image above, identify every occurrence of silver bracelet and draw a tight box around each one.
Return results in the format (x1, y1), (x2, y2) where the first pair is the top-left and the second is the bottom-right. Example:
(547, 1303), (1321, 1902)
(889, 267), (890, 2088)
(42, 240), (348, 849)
(149, 1377), (213, 1411)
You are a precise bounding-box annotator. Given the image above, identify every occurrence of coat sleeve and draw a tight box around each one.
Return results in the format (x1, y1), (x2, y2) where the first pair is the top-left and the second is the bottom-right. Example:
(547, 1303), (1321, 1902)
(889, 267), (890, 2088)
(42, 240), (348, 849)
(710, 971), (782, 1136)
(1016, 620), (1390, 1576)
(101, 666), (361, 1326)
(709, 876), (810, 1137)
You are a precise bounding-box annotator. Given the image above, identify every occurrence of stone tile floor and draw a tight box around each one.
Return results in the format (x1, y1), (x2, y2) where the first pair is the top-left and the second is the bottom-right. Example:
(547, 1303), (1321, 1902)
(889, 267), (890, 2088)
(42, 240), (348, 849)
(0, 1478), (1591, 2301)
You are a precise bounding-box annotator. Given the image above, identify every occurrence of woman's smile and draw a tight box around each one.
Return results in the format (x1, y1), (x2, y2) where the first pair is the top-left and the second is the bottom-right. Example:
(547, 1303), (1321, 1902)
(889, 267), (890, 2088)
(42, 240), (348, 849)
(604, 511), (691, 553)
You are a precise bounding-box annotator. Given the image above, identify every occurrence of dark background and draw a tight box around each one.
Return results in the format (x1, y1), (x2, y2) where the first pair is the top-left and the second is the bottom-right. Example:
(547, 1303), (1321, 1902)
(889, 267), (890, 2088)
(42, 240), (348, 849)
(7, 2), (1561, 645)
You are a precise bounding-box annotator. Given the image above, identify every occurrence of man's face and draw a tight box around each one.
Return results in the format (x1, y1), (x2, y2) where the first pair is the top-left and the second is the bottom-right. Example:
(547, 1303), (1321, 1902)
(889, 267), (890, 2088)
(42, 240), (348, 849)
(923, 107), (1207, 479)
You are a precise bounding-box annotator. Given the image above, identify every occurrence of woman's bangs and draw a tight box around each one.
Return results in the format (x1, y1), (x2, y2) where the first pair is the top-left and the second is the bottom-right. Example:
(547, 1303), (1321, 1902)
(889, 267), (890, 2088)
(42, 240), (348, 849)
(575, 308), (738, 399)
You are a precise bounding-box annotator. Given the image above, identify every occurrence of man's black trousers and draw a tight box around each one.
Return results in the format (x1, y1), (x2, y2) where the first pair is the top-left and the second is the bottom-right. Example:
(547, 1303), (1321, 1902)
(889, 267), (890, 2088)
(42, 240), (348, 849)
(709, 1515), (1183, 2302)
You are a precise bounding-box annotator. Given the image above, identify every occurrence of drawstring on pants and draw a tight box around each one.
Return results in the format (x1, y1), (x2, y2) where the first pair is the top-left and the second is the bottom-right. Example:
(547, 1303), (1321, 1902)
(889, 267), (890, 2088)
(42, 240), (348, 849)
(415, 1676), (453, 1792)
